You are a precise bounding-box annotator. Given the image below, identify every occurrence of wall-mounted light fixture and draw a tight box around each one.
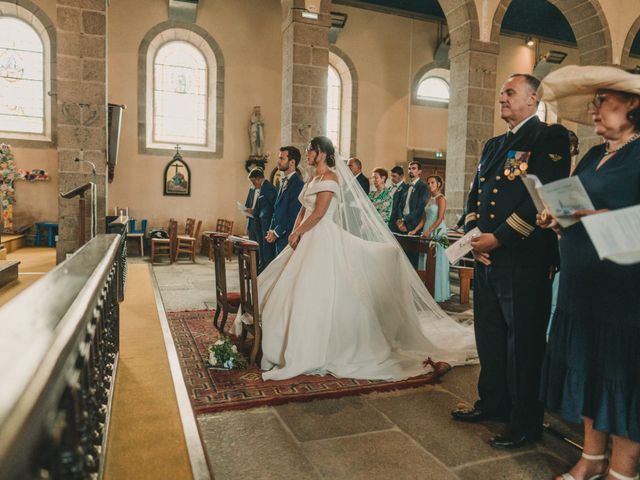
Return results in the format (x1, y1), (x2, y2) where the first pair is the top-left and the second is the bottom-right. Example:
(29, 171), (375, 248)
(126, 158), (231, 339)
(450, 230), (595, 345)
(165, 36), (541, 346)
(525, 36), (536, 47)
(533, 50), (568, 79)
(329, 12), (348, 44)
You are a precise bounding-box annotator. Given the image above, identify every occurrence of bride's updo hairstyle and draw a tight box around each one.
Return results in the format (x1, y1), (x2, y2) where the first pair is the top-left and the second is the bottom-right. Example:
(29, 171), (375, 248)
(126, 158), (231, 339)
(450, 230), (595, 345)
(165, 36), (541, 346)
(309, 136), (336, 167)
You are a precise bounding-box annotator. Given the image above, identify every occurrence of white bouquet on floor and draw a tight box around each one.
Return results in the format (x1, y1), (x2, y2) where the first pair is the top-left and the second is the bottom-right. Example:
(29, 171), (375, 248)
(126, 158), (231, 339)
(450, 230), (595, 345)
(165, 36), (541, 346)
(207, 336), (246, 369)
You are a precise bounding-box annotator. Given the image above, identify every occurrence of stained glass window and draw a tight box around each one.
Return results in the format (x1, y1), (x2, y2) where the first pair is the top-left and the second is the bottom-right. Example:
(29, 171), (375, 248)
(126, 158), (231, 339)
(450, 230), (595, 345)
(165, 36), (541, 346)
(153, 40), (208, 146)
(326, 65), (341, 148)
(416, 76), (449, 104)
(0, 17), (44, 134)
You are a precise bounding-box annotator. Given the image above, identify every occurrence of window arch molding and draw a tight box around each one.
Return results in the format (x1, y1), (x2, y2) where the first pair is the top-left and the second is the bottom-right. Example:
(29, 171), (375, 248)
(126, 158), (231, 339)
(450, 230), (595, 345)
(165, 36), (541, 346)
(0, 0), (56, 146)
(412, 63), (450, 108)
(328, 46), (358, 158)
(138, 22), (224, 158)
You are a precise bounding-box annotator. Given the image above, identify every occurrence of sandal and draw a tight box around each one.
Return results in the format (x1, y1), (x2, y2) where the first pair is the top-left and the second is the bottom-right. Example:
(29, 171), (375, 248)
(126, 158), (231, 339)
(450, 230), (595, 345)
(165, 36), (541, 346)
(608, 469), (639, 480)
(559, 452), (608, 480)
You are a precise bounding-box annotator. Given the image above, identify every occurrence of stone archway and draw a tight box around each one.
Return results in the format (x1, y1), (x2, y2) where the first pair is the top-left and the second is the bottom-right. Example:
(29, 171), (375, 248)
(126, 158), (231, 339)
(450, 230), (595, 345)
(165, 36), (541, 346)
(621, 16), (640, 68)
(434, 0), (498, 223)
(490, 0), (612, 65)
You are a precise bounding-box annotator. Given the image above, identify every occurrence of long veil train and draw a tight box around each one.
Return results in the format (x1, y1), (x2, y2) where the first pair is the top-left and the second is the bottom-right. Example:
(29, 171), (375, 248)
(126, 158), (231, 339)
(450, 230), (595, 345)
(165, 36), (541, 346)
(329, 155), (477, 367)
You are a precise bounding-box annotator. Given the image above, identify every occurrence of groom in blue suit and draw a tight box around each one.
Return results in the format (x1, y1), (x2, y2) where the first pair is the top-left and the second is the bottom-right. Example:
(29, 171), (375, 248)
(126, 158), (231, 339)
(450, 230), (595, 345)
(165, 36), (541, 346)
(266, 146), (304, 255)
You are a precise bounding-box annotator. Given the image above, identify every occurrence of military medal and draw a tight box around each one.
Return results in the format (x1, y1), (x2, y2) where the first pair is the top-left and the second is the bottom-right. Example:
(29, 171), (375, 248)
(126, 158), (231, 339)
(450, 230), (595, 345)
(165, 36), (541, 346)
(503, 150), (531, 181)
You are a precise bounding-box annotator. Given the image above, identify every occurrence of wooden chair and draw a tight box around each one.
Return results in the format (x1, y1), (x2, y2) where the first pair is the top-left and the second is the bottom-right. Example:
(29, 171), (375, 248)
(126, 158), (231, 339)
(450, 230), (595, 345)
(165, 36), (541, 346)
(211, 233), (240, 332)
(393, 234), (437, 295)
(236, 240), (262, 365)
(208, 219), (234, 261)
(184, 217), (196, 236)
(150, 219), (177, 264)
(175, 219), (202, 262)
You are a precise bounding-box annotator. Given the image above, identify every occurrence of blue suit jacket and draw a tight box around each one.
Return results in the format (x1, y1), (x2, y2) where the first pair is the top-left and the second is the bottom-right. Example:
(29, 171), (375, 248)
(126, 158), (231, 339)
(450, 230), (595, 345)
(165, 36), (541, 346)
(253, 180), (276, 236)
(270, 173), (304, 250)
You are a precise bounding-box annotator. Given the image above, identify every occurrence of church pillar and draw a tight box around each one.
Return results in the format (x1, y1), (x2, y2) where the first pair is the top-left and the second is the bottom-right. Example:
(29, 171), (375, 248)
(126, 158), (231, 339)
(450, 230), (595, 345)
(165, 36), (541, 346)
(445, 42), (499, 225)
(56, 0), (108, 262)
(280, 0), (331, 154)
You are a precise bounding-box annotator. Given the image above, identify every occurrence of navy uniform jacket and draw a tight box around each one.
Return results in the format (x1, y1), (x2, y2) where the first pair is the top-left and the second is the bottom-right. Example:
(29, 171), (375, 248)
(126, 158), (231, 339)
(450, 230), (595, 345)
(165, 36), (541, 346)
(253, 180), (276, 236)
(465, 116), (571, 267)
(269, 173), (304, 246)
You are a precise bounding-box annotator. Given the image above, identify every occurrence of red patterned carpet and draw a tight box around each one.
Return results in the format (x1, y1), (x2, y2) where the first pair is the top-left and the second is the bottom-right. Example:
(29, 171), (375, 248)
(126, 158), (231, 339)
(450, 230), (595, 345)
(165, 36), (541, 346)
(167, 310), (451, 414)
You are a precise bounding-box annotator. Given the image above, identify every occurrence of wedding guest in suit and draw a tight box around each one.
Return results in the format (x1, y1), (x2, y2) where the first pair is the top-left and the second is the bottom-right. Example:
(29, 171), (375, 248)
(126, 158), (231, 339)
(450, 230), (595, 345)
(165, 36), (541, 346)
(246, 168), (277, 272)
(538, 65), (640, 480)
(368, 167), (393, 223)
(244, 174), (260, 242)
(389, 166), (406, 198)
(411, 175), (450, 302)
(392, 161), (428, 267)
(266, 146), (304, 255)
(347, 157), (370, 194)
(452, 73), (571, 450)
(388, 166), (408, 231)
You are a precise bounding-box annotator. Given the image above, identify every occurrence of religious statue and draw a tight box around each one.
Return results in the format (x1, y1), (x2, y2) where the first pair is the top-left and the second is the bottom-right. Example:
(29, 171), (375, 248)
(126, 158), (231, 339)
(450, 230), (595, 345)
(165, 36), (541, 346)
(249, 106), (265, 158)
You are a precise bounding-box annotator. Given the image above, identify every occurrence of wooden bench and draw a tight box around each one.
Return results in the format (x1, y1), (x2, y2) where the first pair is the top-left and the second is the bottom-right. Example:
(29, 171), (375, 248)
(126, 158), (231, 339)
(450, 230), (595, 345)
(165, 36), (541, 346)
(447, 229), (474, 305)
(393, 234), (437, 296)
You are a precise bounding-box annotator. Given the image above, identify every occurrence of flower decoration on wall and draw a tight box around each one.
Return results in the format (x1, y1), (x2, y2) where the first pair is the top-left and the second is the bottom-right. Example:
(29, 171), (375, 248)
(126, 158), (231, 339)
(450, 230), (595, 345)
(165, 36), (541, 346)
(0, 143), (49, 232)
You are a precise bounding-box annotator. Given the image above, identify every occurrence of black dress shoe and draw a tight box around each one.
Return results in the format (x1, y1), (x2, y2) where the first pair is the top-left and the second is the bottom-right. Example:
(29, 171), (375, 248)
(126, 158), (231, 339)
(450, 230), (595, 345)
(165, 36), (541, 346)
(489, 432), (539, 449)
(451, 407), (506, 423)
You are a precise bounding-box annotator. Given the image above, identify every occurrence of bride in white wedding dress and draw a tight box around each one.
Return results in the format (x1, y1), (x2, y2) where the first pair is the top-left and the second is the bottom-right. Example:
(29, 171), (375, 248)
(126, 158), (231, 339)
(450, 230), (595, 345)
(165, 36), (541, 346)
(251, 136), (476, 381)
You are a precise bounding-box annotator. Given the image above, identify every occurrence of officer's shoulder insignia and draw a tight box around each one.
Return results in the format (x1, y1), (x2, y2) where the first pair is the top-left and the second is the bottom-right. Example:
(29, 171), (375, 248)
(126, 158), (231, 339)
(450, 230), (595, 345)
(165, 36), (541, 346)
(548, 153), (563, 162)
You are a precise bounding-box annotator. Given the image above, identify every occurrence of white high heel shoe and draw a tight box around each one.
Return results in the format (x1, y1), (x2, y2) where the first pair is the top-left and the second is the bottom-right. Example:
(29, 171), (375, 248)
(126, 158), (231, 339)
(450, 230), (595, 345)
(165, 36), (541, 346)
(559, 452), (608, 480)
(608, 468), (640, 480)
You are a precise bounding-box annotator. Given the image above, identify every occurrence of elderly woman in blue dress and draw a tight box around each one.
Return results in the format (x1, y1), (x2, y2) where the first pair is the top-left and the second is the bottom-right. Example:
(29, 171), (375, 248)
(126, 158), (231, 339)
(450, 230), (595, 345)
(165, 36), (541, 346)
(410, 175), (450, 302)
(538, 66), (640, 480)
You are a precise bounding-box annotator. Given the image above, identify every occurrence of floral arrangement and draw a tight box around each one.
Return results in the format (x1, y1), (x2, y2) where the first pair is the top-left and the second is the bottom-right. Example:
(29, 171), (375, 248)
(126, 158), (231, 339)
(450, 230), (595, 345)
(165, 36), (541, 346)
(426, 227), (450, 249)
(208, 336), (247, 369)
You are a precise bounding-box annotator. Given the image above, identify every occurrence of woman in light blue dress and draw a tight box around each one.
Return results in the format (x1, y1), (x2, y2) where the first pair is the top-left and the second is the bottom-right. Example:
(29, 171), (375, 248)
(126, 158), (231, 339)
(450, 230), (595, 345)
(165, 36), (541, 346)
(411, 175), (450, 302)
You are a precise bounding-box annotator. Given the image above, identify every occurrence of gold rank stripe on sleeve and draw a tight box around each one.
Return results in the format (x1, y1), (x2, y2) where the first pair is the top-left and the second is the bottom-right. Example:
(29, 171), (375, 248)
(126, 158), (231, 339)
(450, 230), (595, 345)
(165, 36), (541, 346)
(506, 213), (535, 237)
(465, 212), (477, 225)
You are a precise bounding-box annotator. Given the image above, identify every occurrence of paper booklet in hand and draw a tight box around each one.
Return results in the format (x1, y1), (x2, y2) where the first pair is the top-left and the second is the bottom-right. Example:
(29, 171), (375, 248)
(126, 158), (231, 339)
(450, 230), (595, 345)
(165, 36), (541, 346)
(581, 205), (640, 265)
(236, 201), (253, 218)
(445, 227), (480, 265)
(521, 174), (594, 228)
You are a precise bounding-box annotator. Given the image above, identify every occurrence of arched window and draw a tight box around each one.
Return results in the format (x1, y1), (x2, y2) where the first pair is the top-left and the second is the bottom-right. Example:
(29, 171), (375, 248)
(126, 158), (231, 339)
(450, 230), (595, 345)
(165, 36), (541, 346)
(326, 65), (341, 150)
(327, 49), (357, 157)
(141, 25), (223, 156)
(153, 41), (208, 146)
(0, 5), (52, 142)
(413, 66), (450, 108)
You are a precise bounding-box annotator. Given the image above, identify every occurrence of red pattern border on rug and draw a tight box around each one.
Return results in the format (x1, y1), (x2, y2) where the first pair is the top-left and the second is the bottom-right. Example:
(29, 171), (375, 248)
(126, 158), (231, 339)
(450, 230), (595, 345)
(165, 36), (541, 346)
(167, 310), (449, 415)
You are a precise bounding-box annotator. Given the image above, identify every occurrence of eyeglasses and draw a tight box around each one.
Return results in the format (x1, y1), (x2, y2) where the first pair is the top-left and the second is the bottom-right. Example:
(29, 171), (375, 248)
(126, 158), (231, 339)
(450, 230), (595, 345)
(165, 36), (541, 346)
(587, 94), (608, 112)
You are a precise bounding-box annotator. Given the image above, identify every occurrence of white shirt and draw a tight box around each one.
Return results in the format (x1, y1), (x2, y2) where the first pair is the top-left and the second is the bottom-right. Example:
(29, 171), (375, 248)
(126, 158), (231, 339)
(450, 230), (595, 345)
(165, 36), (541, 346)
(403, 178), (419, 216)
(390, 181), (405, 197)
(507, 113), (538, 136)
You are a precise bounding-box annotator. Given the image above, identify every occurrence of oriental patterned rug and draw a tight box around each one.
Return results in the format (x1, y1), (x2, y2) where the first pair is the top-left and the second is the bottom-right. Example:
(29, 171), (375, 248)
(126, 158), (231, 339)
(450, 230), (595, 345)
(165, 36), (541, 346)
(167, 310), (451, 415)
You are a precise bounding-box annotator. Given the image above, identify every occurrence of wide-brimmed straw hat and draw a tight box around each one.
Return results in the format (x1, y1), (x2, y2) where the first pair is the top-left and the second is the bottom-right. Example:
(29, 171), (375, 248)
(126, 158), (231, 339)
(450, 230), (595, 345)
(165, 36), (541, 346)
(540, 65), (640, 125)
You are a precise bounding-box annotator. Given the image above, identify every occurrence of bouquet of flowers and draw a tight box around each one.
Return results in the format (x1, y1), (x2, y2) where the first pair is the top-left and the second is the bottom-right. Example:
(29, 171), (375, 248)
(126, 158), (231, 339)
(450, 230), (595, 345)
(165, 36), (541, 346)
(208, 336), (246, 369)
(426, 227), (450, 249)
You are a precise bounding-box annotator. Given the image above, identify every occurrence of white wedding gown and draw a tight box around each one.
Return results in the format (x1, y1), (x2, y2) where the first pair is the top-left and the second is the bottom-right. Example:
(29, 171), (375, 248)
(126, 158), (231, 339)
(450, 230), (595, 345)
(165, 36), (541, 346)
(252, 177), (477, 381)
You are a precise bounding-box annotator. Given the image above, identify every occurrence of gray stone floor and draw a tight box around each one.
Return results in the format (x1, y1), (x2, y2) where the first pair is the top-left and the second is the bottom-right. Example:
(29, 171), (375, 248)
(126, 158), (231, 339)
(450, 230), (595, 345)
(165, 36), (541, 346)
(145, 254), (584, 480)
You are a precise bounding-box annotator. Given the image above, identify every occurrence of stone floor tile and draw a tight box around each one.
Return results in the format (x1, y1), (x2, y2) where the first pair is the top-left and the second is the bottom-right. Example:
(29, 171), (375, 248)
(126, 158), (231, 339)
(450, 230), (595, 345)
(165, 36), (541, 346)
(436, 364), (480, 405)
(302, 430), (457, 480)
(275, 396), (394, 441)
(455, 451), (569, 479)
(198, 409), (320, 480)
(367, 388), (528, 467)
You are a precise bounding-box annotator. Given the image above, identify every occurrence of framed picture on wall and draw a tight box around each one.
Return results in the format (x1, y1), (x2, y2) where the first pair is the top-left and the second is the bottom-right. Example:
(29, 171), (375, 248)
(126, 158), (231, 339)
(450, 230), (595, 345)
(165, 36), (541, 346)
(163, 155), (191, 196)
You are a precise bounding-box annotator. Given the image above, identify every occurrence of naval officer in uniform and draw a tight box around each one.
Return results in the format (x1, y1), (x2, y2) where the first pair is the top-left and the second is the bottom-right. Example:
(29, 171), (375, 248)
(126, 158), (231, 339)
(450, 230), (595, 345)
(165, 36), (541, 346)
(451, 73), (571, 449)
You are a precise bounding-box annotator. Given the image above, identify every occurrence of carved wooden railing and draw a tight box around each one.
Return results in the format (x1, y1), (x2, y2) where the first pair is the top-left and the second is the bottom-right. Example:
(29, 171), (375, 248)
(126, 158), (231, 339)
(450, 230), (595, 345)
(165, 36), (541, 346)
(0, 234), (126, 479)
